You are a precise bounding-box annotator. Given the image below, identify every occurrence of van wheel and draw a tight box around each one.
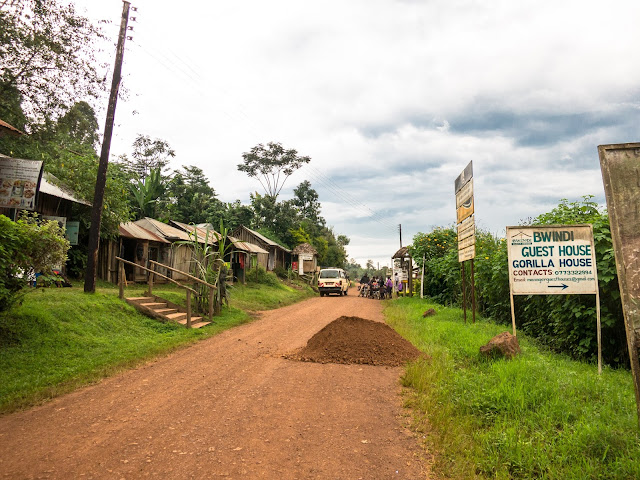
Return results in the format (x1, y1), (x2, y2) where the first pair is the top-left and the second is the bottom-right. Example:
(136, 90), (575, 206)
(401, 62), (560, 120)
(344, 289), (348, 296)
(320, 292), (324, 297)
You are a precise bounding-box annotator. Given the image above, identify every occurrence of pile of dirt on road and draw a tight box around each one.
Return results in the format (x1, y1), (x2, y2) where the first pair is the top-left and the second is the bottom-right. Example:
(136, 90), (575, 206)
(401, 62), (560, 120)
(287, 316), (424, 366)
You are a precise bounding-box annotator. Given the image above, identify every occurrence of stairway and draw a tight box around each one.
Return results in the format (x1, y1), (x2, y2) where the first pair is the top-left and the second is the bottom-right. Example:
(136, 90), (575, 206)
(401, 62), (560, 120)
(125, 295), (212, 329)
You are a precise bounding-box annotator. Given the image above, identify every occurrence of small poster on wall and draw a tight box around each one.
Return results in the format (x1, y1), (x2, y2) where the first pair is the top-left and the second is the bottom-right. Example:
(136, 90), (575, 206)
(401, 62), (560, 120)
(0, 155), (44, 210)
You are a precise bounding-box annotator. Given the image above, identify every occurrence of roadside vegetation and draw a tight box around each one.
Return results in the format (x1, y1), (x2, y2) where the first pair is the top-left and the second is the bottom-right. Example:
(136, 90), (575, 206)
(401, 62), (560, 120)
(0, 278), (314, 414)
(409, 196), (626, 367)
(386, 297), (640, 480)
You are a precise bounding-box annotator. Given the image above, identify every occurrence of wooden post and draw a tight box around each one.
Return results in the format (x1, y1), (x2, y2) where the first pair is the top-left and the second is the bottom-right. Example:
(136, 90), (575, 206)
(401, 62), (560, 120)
(84, 1), (131, 293)
(510, 291), (517, 336)
(461, 261), (467, 323)
(471, 258), (476, 323)
(596, 289), (602, 375)
(148, 261), (154, 296)
(209, 287), (214, 321)
(186, 290), (192, 328)
(421, 254), (425, 299)
(118, 261), (124, 300)
(216, 278), (222, 315)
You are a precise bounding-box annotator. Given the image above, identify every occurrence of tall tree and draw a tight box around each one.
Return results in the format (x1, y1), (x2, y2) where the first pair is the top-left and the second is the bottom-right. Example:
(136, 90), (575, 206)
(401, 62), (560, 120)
(293, 180), (324, 225)
(237, 142), (311, 200)
(0, 0), (105, 125)
(124, 134), (175, 180)
(165, 165), (223, 224)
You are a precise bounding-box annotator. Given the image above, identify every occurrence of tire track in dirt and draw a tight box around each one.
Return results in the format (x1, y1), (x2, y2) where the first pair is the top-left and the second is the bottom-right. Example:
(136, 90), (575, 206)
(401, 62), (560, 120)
(0, 295), (428, 479)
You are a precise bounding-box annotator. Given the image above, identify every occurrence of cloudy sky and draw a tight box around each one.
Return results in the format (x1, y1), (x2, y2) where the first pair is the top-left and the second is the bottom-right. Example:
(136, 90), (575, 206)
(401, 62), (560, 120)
(74, 0), (640, 268)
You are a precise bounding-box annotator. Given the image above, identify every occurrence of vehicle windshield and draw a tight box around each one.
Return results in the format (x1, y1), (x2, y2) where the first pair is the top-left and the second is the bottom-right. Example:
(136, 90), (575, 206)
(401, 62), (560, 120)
(319, 270), (340, 279)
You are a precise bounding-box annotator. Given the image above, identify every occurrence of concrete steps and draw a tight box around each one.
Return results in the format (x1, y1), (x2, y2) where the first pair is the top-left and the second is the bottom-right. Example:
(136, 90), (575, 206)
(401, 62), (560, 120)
(125, 295), (212, 329)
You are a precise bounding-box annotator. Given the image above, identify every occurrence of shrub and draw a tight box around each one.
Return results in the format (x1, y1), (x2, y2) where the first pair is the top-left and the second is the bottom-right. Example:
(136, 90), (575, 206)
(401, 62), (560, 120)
(0, 213), (70, 312)
(246, 266), (281, 287)
(273, 266), (288, 279)
(409, 197), (627, 366)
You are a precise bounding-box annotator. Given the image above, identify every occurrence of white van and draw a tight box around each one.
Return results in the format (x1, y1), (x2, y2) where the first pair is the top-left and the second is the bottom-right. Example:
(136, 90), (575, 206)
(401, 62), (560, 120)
(318, 268), (349, 296)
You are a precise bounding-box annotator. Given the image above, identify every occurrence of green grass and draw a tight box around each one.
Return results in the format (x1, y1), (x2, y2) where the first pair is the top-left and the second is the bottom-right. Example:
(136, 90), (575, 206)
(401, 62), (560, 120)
(0, 279), (314, 413)
(385, 297), (640, 479)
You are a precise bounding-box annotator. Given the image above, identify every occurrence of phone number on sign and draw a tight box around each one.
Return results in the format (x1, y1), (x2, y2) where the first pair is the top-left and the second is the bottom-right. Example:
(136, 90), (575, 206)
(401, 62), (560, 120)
(553, 270), (592, 276)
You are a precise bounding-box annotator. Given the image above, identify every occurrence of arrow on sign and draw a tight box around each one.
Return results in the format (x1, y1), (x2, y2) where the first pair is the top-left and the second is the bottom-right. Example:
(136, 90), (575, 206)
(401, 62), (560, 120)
(548, 284), (569, 290)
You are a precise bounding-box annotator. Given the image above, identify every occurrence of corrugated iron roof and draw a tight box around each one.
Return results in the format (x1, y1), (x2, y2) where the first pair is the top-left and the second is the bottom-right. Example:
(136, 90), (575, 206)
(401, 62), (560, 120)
(135, 217), (192, 242)
(170, 220), (222, 244)
(228, 236), (269, 254)
(119, 222), (170, 243)
(392, 246), (412, 259)
(292, 242), (317, 255)
(237, 225), (291, 252)
(40, 172), (91, 206)
(0, 119), (24, 137)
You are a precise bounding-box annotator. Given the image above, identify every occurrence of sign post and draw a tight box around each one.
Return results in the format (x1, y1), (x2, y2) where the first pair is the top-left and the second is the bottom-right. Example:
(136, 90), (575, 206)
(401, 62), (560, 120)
(506, 224), (601, 372)
(598, 142), (640, 424)
(455, 161), (476, 323)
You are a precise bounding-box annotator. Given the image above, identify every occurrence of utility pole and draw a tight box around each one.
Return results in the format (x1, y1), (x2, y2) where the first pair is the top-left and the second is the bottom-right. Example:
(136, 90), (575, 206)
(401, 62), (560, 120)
(398, 224), (402, 248)
(84, 1), (131, 293)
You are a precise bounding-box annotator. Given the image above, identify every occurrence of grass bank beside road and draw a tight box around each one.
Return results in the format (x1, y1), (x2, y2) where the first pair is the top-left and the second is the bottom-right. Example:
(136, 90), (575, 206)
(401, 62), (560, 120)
(385, 297), (640, 479)
(0, 279), (315, 414)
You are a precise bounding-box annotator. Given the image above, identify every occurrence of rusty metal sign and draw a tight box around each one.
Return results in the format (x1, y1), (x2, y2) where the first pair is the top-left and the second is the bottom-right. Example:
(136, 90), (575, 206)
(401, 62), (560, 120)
(454, 161), (473, 193)
(599, 142), (640, 424)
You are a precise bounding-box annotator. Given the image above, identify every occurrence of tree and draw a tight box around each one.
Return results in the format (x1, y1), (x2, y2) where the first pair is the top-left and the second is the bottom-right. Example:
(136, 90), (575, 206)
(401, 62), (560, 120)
(337, 235), (350, 247)
(130, 167), (166, 220)
(125, 134), (175, 180)
(55, 101), (100, 148)
(249, 192), (299, 248)
(238, 142), (311, 200)
(223, 200), (253, 230)
(0, 101), (132, 239)
(0, 0), (105, 125)
(165, 165), (224, 224)
(293, 180), (324, 225)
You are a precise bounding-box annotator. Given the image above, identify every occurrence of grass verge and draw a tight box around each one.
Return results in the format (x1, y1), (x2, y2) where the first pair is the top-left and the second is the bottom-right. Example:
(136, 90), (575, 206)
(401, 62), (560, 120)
(0, 279), (314, 414)
(385, 296), (640, 480)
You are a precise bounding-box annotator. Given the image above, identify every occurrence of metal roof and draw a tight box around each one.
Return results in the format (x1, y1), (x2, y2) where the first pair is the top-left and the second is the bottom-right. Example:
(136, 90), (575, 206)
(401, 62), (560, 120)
(170, 220), (222, 244)
(292, 242), (317, 255)
(0, 119), (24, 137)
(228, 236), (269, 254)
(119, 222), (170, 243)
(392, 246), (412, 259)
(134, 217), (192, 242)
(236, 225), (291, 252)
(40, 173), (92, 206)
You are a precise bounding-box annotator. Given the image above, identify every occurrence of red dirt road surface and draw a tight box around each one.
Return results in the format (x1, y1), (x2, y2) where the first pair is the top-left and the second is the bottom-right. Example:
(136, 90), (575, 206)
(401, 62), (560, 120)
(0, 295), (429, 479)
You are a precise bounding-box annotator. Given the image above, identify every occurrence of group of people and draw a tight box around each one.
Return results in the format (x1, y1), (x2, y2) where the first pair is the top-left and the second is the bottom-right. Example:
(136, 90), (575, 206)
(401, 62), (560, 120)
(358, 273), (394, 299)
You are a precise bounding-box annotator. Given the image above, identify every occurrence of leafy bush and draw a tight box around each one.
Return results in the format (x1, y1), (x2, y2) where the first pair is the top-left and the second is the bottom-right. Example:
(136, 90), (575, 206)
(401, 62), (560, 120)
(246, 266), (281, 287)
(273, 266), (289, 279)
(409, 197), (627, 366)
(0, 213), (70, 312)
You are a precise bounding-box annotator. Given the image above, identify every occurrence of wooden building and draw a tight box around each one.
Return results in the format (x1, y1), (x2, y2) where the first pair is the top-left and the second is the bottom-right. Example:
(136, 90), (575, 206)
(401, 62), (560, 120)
(231, 225), (290, 271)
(292, 243), (318, 275)
(392, 246), (413, 297)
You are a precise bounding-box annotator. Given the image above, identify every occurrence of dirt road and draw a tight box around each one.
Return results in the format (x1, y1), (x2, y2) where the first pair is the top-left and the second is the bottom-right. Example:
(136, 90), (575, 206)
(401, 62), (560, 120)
(0, 295), (428, 479)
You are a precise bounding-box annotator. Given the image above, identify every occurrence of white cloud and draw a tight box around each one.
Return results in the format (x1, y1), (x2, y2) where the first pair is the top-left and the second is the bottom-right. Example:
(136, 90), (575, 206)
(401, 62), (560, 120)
(71, 0), (640, 267)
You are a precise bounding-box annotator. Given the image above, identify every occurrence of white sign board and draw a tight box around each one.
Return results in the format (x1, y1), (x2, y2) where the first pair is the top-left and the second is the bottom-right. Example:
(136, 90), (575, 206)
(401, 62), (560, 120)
(507, 225), (598, 295)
